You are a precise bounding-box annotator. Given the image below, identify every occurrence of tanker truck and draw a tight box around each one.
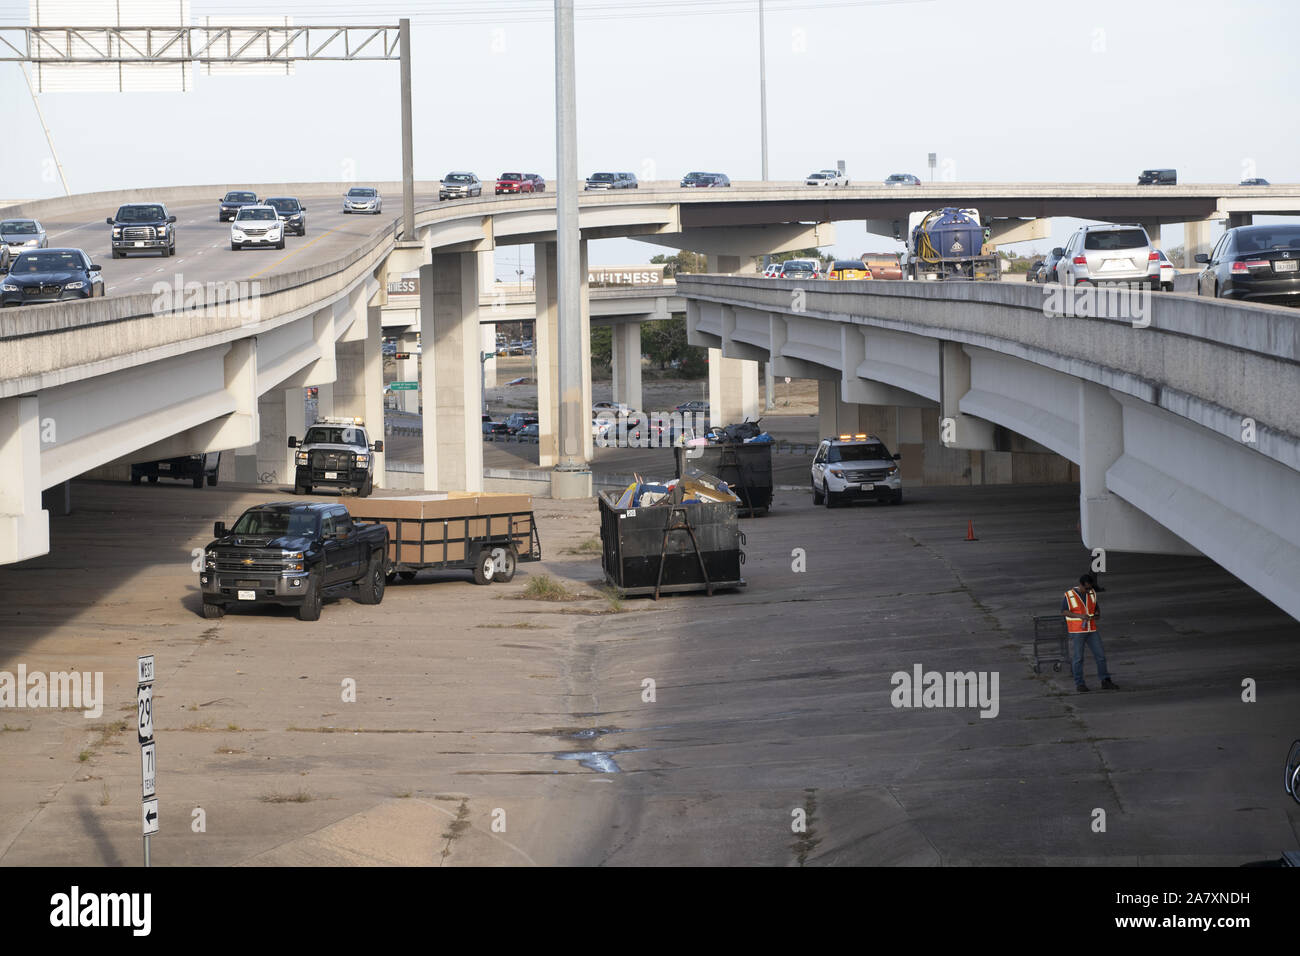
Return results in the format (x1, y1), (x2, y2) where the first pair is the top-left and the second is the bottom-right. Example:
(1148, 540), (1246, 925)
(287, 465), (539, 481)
(902, 207), (1000, 281)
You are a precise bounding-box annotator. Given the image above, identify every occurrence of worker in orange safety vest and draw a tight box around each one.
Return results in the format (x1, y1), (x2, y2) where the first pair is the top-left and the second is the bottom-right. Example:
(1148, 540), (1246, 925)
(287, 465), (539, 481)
(1062, 573), (1118, 692)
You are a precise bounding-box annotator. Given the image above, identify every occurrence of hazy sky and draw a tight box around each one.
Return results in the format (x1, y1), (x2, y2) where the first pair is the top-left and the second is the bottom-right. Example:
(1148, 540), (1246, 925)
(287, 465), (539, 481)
(3, 0), (1296, 275)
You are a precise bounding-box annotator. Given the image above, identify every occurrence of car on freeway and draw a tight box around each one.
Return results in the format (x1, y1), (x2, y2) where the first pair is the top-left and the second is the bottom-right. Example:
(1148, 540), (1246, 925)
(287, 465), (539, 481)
(883, 173), (921, 186)
(1195, 223), (1300, 304)
(593, 401), (632, 416)
(586, 172), (635, 190)
(763, 263), (782, 278)
(1053, 223), (1158, 289)
(827, 259), (873, 280)
(779, 258), (822, 279)
(675, 400), (709, 415)
(1239, 178), (1270, 186)
(264, 196), (307, 236)
(1153, 248), (1176, 291)
(862, 254), (904, 280)
(593, 418), (614, 444)
(495, 172), (536, 195)
(1037, 247), (1066, 284)
(289, 416), (384, 497)
(516, 423), (540, 443)
(107, 203), (176, 258)
(483, 420), (510, 438)
(1, 219), (48, 266)
(504, 412), (538, 434)
(811, 433), (903, 507)
(1025, 260), (1045, 282)
(806, 169), (848, 187)
(1137, 168), (1177, 185)
(199, 502), (389, 621)
(525, 173), (546, 192)
(680, 171), (731, 188)
(230, 204), (285, 251)
(1, 248), (104, 305)
(131, 452), (221, 489)
(440, 172), (482, 200)
(382, 339), (397, 356)
(342, 186), (382, 214)
(218, 190), (260, 221)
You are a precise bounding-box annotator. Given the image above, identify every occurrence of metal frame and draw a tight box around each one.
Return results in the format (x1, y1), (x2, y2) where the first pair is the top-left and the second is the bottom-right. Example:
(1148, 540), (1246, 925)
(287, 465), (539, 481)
(0, 26), (402, 63)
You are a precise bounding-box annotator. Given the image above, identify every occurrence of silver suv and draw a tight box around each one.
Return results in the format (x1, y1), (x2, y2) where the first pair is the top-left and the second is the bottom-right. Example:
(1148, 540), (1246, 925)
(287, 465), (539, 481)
(811, 434), (902, 507)
(1054, 224), (1159, 289)
(440, 172), (481, 200)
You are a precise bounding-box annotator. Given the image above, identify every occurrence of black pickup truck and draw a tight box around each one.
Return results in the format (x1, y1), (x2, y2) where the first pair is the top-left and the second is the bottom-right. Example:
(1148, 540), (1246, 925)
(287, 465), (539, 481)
(106, 202), (177, 258)
(199, 502), (388, 621)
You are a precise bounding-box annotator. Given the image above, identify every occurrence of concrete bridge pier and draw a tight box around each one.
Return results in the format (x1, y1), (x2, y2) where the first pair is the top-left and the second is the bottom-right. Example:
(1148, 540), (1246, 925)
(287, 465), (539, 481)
(397, 331), (420, 413)
(610, 320), (643, 414)
(706, 255), (761, 427)
(420, 251), (484, 492)
(0, 396), (49, 564)
(331, 303), (387, 486)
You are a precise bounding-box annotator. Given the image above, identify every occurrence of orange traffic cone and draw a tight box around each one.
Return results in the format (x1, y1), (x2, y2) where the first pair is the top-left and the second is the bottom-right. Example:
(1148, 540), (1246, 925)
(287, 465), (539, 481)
(965, 520), (978, 541)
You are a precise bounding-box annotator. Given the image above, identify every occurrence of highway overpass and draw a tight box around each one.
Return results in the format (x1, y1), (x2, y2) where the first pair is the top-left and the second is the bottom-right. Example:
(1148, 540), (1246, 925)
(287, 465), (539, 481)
(678, 274), (1300, 621)
(3, 179), (1299, 590)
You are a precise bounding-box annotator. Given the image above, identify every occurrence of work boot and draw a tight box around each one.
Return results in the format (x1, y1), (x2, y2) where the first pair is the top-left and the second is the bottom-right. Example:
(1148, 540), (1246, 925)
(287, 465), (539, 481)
(1076, 683), (1090, 693)
(1102, 679), (1119, 690)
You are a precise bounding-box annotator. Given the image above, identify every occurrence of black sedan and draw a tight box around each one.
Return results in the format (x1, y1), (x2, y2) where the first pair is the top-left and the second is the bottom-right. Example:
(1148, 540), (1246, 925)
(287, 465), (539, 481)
(1025, 260), (1045, 282)
(218, 190), (259, 221)
(1196, 224), (1300, 305)
(1037, 248), (1066, 284)
(1, 248), (103, 306)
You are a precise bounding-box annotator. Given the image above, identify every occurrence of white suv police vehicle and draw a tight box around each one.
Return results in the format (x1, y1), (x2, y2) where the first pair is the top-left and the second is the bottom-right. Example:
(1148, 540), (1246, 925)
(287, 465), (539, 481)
(288, 417), (384, 497)
(811, 434), (903, 507)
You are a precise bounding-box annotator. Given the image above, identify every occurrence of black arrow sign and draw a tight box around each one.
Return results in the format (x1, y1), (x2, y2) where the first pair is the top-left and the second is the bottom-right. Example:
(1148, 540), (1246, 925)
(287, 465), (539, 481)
(145, 809), (157, 824)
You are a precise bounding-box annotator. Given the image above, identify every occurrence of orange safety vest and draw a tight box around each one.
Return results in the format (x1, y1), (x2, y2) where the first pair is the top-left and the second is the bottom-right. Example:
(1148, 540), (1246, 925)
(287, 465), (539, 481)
(1064, 587), (1098, 633)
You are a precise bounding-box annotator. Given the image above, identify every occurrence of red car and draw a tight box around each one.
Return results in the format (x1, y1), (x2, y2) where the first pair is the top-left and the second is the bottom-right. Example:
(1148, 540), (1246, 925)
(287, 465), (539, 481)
(495, 173), (535, 195)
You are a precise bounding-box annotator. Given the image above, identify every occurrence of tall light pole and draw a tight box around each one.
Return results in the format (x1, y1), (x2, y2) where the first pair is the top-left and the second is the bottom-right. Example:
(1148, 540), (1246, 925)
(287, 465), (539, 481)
(758, 0), (768, 182)
(552, 0), (590, 496)
(399, 18), (415, 240)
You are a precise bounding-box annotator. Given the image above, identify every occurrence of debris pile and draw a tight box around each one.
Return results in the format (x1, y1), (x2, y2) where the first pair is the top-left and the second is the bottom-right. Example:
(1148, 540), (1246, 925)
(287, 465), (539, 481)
(612, 472), (740, 509)
(708, 418), (773, 444)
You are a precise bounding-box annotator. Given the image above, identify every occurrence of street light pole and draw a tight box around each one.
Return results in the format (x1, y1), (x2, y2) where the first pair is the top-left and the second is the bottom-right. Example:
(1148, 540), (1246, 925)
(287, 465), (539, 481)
(759, 0), (768, 182)
(555, 0), (585, 479)
(399, 17), (415, 241)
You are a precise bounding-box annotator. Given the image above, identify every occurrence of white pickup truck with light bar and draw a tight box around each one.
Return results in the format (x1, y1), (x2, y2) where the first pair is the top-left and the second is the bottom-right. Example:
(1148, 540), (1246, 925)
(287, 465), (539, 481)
(288, 417), (384, 497)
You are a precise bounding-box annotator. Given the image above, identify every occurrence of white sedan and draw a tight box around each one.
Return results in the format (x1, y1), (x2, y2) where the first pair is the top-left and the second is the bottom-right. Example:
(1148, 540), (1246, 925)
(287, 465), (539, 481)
(1154, 248), (1177, 291)
(230, 205), (285, 251)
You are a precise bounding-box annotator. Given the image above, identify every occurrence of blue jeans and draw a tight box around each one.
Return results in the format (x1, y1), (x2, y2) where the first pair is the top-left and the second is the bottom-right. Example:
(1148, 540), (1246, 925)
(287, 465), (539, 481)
(1071, 631), (1111, 686)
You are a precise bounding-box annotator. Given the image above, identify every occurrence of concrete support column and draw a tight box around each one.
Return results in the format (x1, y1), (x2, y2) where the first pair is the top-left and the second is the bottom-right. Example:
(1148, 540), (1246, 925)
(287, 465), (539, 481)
(611, 321), (643, 412)
(1227, 213), (1253, 229)
(1185, 220), (1214, 264)
(0, 396), (50, 564)
(420, 252), (483, 492)
(397, 332), (420, 413)
(707, 254), (761, 427)
(939, 341), (997, 450)
(534, 241), (560, 468)
(1077, 381), (1198, 554)
(1141, 221), (1162, 249)
(285, 386), (306, 482)
(250, 389), (287, 486)
(330, 304), (386, 486)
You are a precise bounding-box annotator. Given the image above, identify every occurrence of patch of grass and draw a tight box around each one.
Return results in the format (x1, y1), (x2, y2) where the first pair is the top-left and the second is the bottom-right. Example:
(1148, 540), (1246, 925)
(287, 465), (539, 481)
(214, 743), (245, 755)
(225, 723), (243, 732)
(522, 574), (580, 602)
(77, 750), (93, 763)
(286, 726), (430, 734)
(475, 621), (554, 630)
(98, 783), (111, 807)
(182, 719), (214, 731)
(187, 702), (200, 712)
(89, 719), (129, 749)
(598, 586), (624, 614)
(2, 724), (28, 732)
(260, 789), (315, 804)
(393, 790), (412, 799)
(563, 537), (602, 556)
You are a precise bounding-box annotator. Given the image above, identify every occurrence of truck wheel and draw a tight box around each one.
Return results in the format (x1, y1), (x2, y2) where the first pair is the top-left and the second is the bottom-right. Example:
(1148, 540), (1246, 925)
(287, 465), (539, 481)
(471, 549), (496, 585)
(231, 243), (240, 251)
(357, 476), (373, 498)
(148, 475), (158, 484)
(490, 546), (517, 583)
(294, 481), (309, 495)
(192, 475), (204, 489)
(890, 490), (904, 505)
(131, 473), (142, 486)
(824, 488), (836, 508)
(297, 576), (323, 621)
(202, 601), (225, 619)
(811, 480), (824, 506)
(112, 249), (122, 259)
(207, 474), (218, 487)
(356, 554), (386, 605)
(276, 238), (285, 250)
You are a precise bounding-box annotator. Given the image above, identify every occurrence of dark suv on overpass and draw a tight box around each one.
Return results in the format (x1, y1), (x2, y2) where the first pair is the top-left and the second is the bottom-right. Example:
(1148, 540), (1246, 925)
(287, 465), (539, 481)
(107, 203), (177, 258)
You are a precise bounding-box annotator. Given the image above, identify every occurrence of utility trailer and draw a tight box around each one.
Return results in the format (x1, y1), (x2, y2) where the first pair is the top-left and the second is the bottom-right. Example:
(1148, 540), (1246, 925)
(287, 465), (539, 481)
(352, 493), (541, 586)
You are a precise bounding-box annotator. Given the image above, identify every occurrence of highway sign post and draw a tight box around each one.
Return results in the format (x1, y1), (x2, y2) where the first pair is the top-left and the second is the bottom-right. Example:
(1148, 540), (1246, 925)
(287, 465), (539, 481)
(137, 655), (156, 867)
(389, 381), (418, 390)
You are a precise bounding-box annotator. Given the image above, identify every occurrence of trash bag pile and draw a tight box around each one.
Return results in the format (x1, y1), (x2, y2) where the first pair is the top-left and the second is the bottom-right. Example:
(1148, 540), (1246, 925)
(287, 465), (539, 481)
(708, 418), (773, 444)
(613, 472), (740, 509)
